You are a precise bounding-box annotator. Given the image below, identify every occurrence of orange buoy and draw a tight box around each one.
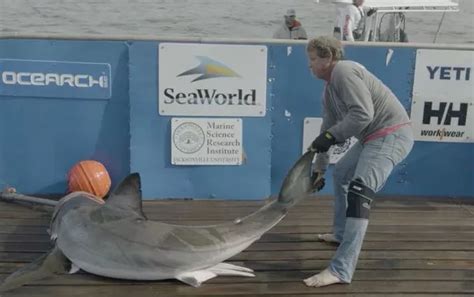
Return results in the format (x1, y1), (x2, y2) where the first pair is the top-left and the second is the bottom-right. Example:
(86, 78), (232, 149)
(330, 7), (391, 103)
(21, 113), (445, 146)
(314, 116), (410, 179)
(67, 160), (111, 199)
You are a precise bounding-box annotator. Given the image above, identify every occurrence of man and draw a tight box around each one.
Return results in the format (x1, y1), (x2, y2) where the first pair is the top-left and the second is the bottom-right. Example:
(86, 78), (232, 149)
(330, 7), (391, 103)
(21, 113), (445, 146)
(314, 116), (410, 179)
(340, 0), (376, 41)
(304, 36), (414, 287)
(273, 9), (307, 40)
(333, 0), (352, 40)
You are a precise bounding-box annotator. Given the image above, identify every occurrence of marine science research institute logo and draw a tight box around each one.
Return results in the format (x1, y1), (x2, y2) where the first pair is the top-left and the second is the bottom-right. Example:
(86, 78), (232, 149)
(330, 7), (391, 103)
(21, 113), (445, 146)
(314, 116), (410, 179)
(173, 122), (205, 154)
(177, 56), (240, 82)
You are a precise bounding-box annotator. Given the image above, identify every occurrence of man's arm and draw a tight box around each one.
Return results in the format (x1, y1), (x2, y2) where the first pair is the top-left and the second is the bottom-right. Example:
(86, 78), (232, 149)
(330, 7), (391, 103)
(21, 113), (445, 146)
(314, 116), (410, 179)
(313, 100), (336, 173)
(327, 67), (374, 141)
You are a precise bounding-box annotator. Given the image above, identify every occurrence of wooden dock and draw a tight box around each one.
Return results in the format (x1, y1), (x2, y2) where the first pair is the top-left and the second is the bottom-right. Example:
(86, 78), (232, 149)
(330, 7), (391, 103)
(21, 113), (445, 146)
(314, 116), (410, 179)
(1, 195), (473, 296)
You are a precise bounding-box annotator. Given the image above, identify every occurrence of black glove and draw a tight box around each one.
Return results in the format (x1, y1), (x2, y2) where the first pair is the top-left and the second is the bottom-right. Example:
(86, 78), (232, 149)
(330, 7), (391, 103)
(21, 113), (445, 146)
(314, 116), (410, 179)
(367, 8), (377, 17)
(309, 131), (336, 153)
(310, 171), (325, 192)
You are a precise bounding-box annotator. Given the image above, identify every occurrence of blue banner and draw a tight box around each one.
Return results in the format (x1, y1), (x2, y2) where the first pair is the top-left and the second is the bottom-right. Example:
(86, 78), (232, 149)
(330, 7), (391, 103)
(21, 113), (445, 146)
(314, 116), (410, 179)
(0, 59), (111, 99)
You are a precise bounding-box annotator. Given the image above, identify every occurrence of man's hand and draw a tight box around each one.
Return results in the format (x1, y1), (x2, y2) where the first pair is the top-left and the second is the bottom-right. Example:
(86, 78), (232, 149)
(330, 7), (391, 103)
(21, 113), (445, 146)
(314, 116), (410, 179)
(309, 131), (336, 153)
(311, 171), (325, 192)
(367, 8), (377, 17)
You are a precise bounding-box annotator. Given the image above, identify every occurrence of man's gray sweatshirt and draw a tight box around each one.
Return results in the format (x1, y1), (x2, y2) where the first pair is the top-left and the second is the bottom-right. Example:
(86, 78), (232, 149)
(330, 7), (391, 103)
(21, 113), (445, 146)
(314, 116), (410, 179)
(314, 60), (410, 172)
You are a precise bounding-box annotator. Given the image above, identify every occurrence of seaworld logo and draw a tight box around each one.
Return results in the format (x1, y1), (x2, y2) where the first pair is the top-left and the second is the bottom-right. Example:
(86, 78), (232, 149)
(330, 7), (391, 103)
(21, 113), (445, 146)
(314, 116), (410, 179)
(178, 56), (240, 82)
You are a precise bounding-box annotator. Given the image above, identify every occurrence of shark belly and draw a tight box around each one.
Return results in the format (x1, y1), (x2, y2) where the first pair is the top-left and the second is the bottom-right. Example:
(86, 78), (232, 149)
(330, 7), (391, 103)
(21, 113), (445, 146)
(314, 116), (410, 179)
(55, 209), (261, 280)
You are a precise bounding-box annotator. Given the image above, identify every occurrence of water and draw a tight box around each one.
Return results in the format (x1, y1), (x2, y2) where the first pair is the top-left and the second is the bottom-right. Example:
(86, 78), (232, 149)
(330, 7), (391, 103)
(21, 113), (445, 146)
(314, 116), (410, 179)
(0, 0), (473, 44)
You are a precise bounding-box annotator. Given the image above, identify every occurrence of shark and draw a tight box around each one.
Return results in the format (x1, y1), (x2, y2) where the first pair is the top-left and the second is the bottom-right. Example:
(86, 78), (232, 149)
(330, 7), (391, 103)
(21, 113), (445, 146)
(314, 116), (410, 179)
(0, 151), (316, 291)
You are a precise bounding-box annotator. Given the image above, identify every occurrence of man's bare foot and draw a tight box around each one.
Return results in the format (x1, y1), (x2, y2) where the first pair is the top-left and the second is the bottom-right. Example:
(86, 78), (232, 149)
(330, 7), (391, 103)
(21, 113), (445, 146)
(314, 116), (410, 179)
(303, 268), (343, 287)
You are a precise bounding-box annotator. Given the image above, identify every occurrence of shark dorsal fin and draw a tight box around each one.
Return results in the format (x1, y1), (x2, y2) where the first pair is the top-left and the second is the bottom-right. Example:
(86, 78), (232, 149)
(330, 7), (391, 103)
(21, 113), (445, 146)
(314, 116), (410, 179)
(106, 173), (146, 219)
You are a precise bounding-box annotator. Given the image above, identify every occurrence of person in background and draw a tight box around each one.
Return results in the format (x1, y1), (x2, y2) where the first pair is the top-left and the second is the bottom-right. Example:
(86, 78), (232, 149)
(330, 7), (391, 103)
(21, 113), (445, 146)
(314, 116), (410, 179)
(333, 0), (352, 40)
(340, 0), (376, 41)
(273, 9), (308, 40)
(303, 36), (414, 287)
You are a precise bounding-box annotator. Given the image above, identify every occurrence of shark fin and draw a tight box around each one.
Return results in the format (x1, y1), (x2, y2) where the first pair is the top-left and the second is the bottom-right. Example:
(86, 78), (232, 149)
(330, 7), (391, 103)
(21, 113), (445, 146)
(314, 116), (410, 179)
(106, 173), (146, 219)
(208, 263), (255, 277)
(176, 270), (217, 287)
(0, 246), (69, 292)
(210, 262), (254, 273)
(176, 263), (255, 287)
(69, 263), (80, 274)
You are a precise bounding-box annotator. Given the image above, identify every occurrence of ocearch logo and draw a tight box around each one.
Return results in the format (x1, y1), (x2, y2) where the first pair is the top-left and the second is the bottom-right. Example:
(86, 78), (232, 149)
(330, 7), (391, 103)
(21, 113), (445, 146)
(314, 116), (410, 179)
(0, 59), (111, 99)
(1, 71), (108, 88)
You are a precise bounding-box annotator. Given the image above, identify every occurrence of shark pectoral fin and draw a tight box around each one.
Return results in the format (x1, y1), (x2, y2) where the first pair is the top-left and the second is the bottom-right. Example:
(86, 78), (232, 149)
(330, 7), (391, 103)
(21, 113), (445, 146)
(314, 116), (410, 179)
(176, 270), (217, 287)
(210, 262), (254, 273)
(68, 263), (80, 274)
(208, 263), (255, 277)
(0, 246), (69, 292)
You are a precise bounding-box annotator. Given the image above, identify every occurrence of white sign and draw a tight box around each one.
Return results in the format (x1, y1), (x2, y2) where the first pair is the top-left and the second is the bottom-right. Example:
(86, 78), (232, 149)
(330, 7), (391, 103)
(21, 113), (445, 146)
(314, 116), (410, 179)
(171, 118), (243, 165)
(302, 117), (357, 164)
(159, 43), (267, 117)
(411, 49), (474, 142)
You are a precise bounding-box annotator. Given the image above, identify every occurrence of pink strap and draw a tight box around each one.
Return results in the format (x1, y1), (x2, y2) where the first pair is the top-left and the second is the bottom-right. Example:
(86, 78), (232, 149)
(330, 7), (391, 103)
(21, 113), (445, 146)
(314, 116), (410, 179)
(363, 122), (411, 143)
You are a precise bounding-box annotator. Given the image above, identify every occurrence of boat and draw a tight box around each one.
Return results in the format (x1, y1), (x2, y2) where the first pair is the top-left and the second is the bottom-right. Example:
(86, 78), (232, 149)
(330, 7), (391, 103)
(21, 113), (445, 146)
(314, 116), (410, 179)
(332, 0), (460, 42)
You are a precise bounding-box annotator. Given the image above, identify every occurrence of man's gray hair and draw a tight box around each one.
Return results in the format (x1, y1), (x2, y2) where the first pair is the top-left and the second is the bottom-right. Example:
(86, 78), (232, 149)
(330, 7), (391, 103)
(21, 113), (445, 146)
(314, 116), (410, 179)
(307, 36), (344, 61)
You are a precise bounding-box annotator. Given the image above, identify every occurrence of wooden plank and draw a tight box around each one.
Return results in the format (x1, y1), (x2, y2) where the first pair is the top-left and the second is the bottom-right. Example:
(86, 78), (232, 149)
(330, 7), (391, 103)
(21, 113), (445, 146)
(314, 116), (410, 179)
(5, 293), (472, 297)
(230, 250), (474, 261)
(0, 228), (472, 243)
(1, 250), (472, 263)
(1, 208), (471, 222)
(2, 195), (470, 209)
(0, 234), (49, 242)
(248, 241), (474, 251)
(260, 232), (474, 242)
(274, 224), (474, 233)
(0, 216), (472, 229)
(1, 228), (473, 243)
(1, 269), (473, 284)
(461, 204), (474, 215)
(2, 241), (473, 253)
(3, 292), (472, 297)
(241, 259), (474, 270)
(3, 281), (473, 296)
(138, 197), (469, 208)
(1, 223), (473, 234)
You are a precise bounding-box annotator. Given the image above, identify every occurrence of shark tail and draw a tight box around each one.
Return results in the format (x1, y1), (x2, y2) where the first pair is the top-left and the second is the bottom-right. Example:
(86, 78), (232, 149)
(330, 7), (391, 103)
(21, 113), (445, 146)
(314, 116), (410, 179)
(277, 151), (316, 206)
(0, 246), (69, 292)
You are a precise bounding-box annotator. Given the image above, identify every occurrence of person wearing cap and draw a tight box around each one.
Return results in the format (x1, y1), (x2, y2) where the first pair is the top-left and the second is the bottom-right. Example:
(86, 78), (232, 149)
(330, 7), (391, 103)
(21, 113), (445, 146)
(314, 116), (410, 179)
(273, 9), (308, 40)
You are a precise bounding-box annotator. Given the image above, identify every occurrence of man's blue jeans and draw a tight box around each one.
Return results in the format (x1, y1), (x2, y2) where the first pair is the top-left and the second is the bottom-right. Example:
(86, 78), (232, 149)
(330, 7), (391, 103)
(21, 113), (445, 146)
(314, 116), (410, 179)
(328, 125), (414, 283)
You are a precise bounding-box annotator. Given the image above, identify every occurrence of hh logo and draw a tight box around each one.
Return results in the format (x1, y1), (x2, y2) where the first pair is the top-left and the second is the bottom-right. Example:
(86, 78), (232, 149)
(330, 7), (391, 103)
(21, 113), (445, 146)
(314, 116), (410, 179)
(178, 56), (240, 82)
(422, 102), (468, 126)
